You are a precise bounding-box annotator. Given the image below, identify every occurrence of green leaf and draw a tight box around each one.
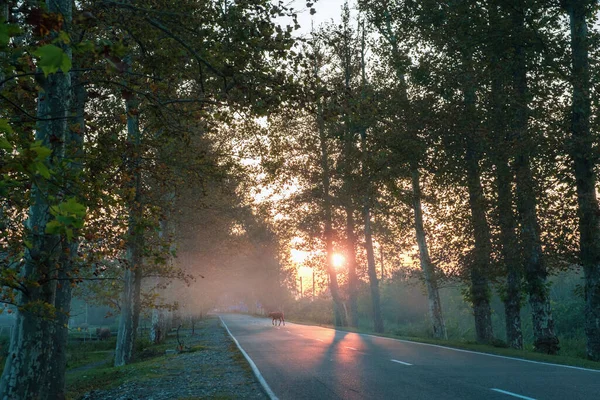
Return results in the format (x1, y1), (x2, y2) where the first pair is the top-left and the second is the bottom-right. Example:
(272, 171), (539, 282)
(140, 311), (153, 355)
(34, 161), (51, 178)
(56, 215), (76, 225)
(45, 220), (62, 235)
(0, 119), (13, 134)
(65, 227), (73, 242)
(33, 44), (72, 77)
(61, 197), (86, 217)
(0, 137), (10, 150)
(30, 142), (52, 160)
(73, 40), (94, 54)
(0, 20), (8, 47)
(57, 31), (70, 44)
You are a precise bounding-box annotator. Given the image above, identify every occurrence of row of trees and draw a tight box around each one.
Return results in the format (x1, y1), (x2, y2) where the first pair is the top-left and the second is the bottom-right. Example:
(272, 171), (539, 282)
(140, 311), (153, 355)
(258, 0), (600, 360)
(0, 1), (301, 399)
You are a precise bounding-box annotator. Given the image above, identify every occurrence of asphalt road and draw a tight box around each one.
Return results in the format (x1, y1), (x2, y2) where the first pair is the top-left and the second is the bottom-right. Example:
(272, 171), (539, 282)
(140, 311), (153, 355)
(219, 313), (600, 400)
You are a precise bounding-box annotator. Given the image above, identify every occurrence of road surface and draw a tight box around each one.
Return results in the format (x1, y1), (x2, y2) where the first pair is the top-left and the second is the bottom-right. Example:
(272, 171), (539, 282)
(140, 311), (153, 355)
(219, 313), (600, 400)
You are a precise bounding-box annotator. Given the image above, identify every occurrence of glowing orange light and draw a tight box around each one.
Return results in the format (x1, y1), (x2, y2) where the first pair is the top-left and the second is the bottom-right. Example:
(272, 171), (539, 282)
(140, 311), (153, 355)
(332, 253), (345, 268)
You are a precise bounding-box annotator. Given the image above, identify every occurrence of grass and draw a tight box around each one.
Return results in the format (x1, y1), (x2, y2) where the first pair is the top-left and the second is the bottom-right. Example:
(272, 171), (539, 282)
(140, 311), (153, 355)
(286, 317), (600, 371)
(228, 342), (253, 374)
(66, 337), (117, 371)
(66, 329), (210, 399)
(66, 354), (169, 399)
(65, 333), (186, 399)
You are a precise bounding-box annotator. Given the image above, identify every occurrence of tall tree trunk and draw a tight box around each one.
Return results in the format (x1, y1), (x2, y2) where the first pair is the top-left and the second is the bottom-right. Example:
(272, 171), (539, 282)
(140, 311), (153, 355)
(510, 3), (559, 354)
(151, 218), (172, 344)
(317, 100), (346, 327)
(362, 188), (384, 333)
(341, 132), (359, 328)
(115, 92), (144, 366)
(360, 131), (384, 333)
(344, 206), (360, 328)
(463, 68), (494, 344)
(0, 1), (72, 396)
(465, 141), (495, 344)
(496, 148), (524, 349)
(357, 19), (383, 334)
(47, 66), (87, 400)
(338, 11), (360, 329)
(563, 0), (600, 361)
(487, 1), (523, 349)
(410, 167), (447, 340)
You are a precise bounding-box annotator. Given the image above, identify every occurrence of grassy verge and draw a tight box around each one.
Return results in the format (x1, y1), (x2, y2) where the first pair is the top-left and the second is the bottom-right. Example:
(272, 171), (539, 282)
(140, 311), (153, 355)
(286, 318), (600, 371)
(66, 337), (117, 371)
(66, 334), (186, 399)
(66, 353), (169, 399)
(66, 330), (208, 399)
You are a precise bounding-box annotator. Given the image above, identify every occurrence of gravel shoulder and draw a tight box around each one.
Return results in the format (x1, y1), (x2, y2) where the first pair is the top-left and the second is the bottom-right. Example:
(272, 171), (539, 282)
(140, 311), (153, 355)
(74, 316), (268, 400)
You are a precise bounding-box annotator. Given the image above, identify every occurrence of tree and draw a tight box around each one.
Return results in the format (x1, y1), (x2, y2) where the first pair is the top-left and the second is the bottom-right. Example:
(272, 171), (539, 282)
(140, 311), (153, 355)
(561, 0), (600, 360)
(358, 1), (447, 339)
(0, 1), (80, 398)
(506, 0), (559, 354)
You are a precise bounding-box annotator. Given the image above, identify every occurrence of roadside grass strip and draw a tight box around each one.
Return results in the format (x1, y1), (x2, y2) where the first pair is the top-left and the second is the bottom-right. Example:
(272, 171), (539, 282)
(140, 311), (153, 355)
(491, 388), (536, 400)
(390, 359), (412, 366)
(220, 316), (279, 400)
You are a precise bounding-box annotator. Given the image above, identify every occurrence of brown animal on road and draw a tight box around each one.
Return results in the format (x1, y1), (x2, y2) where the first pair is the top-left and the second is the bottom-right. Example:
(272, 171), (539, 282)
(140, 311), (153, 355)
(268, 311), (285, 326)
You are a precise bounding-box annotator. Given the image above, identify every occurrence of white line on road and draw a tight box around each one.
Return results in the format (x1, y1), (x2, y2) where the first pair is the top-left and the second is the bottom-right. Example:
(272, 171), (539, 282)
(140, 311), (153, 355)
(391, 359), (412, 366)
(490, 388), (536, 400)
(345, 346), (358, 350)
(219, 316), (279, 400)
(357, 332), (600, 373)
(298, 334), (305, 337)
(315, 338), (324, 342)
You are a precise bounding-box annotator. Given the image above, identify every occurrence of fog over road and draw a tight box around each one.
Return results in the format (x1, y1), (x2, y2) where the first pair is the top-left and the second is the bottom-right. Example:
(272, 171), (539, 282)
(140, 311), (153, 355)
(219, 313), (600, 400)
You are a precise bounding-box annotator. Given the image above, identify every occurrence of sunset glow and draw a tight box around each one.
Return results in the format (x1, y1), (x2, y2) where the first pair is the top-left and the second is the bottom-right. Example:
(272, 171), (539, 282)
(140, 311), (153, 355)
(290, 249), (309, 264)
(332, 253), (345, 269)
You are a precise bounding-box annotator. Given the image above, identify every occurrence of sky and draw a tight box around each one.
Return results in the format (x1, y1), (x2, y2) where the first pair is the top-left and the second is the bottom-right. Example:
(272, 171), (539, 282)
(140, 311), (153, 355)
(285, 0), (354, 35)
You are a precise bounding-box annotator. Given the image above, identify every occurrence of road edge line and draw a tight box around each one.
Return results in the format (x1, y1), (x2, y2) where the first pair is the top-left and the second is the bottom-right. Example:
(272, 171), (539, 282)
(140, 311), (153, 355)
(219, 315), (279, 400)
(355, 332), (600, 373)
(490, 388), (536, 400)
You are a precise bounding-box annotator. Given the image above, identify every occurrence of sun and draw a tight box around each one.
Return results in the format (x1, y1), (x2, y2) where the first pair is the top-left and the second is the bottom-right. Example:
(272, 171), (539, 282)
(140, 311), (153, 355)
(332, 253), (345, 268)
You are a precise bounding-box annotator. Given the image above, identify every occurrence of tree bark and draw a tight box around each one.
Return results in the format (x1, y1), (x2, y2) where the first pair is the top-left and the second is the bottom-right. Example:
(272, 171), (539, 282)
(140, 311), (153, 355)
(115, 92), (144, 366)
(151, 219), (172, 344)
(359, 128), (384, 333)
(344, 205), (360, 328)
(0, 1), (72, 397)
(510, 2), (559, 354)
(410, 167), (447, 340)
(463, 68), (494, 344)
(496, 149), (524, 349)
(47, 65), (87, 400)
(563, 0), (600, 361)
(486, 1), (524, 349)
(317, 99), (346, 327)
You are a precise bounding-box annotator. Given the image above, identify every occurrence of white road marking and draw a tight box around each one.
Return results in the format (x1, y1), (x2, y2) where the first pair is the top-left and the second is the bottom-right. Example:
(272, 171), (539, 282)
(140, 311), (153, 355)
(356, 333), (600, 373)
(490, 388), (536, 400)
(315, 338), (324, 342)
(219, 316), (279, 400)
(391, 359), (412, 366)
(345, 346), (358, 351)
(298, 334), (305, 337)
